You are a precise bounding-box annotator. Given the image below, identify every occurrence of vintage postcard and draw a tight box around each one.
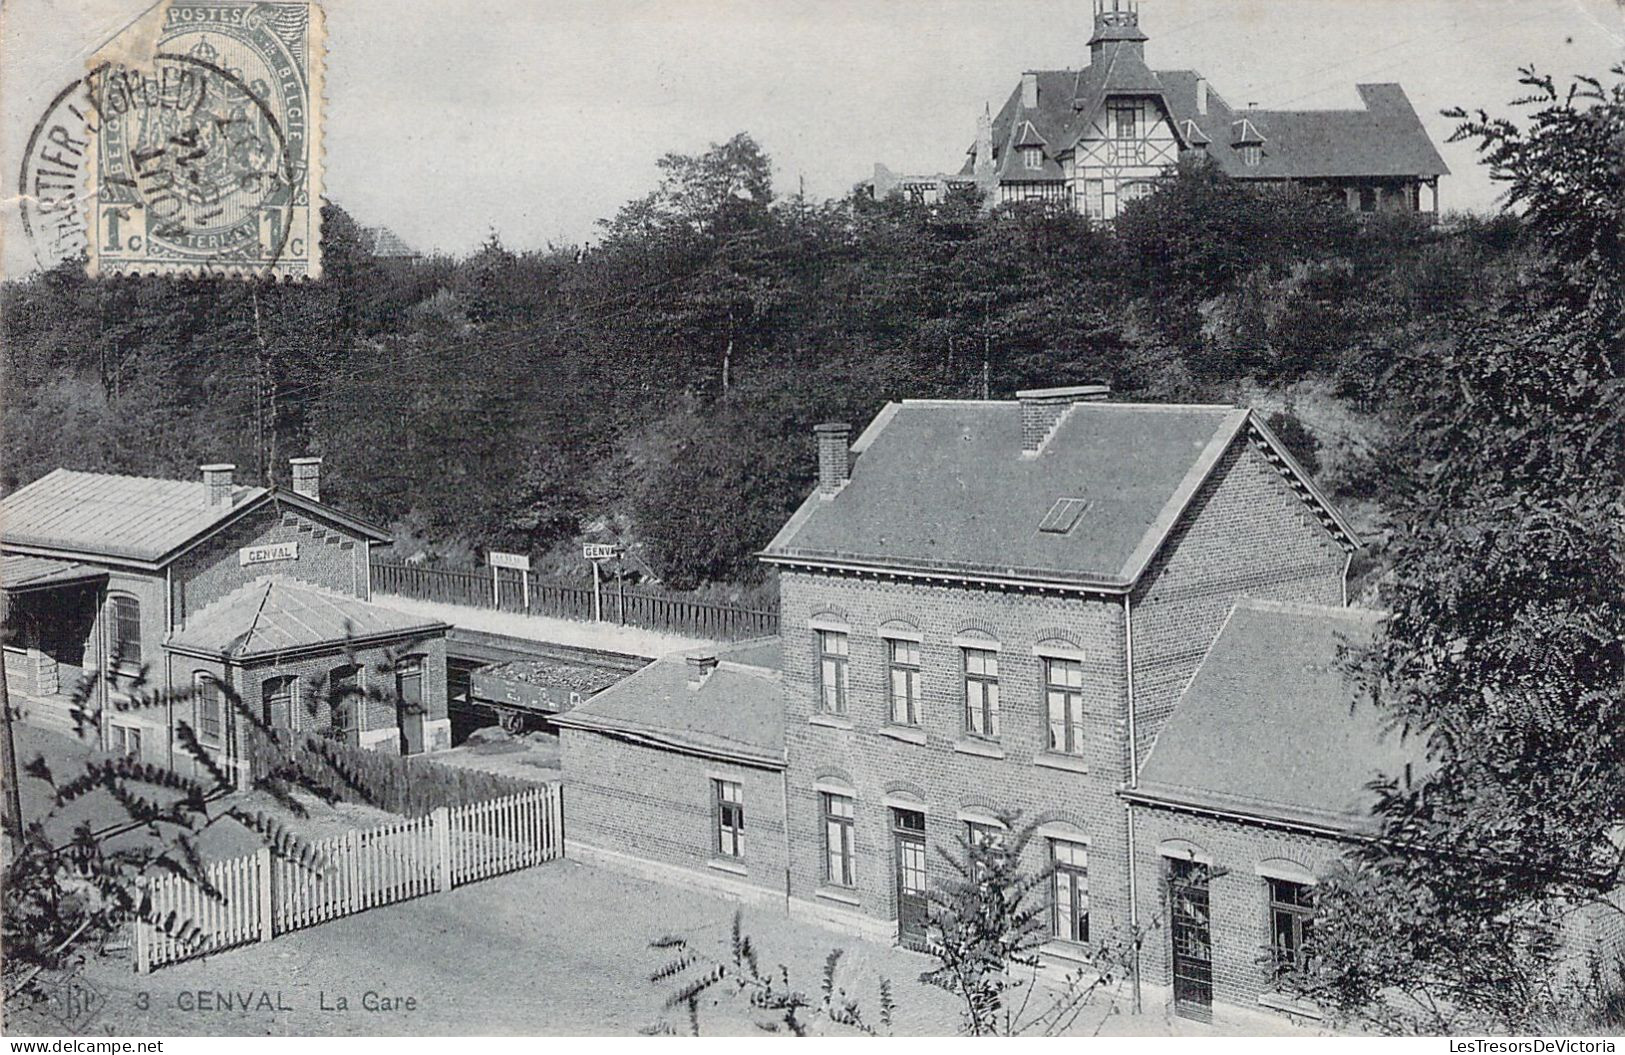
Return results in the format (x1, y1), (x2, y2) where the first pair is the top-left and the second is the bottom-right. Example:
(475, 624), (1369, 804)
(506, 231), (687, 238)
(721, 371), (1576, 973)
(1, 0), (1621, 1044)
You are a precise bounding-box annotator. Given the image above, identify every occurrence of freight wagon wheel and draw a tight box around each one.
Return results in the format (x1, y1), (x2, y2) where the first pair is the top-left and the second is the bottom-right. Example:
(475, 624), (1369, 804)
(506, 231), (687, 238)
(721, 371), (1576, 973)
(498, 707), (524, 735)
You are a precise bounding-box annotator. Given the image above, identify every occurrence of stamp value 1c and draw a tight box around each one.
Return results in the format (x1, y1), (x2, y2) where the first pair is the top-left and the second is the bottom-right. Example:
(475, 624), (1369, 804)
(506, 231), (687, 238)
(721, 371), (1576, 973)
(86, 0), (325, 280)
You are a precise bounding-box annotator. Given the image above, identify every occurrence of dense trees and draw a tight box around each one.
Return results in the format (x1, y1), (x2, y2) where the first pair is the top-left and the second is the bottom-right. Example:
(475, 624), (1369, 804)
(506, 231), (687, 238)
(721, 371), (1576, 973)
(1294, 66), (1625, 1033)
(0, 124), (1535, 589)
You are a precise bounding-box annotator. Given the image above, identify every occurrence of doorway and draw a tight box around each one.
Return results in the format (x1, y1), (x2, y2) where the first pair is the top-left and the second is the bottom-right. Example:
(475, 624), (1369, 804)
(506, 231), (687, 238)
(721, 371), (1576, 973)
(1168, 857), (1213, 1022)
(396, 657), (425, 755)
(892, 808), (928, 950)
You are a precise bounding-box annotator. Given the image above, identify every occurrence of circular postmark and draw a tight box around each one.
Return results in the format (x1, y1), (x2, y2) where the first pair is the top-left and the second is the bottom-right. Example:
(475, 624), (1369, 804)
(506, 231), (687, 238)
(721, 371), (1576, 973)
(17, 77), (98, 270)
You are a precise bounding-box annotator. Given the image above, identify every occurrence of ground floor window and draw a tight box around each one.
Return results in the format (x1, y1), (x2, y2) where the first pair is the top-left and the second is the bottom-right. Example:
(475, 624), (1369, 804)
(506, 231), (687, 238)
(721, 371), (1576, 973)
(262, 675), (298, 730)
(109, 723), (142, 759)
(822, 792), (855, 886)
(1051, 839), (1089, 944)
(1268, 878), (1315, 979)
(714, 779), (744, 859)
(328, 664), (362, 745)
(193, 673), (224, 748)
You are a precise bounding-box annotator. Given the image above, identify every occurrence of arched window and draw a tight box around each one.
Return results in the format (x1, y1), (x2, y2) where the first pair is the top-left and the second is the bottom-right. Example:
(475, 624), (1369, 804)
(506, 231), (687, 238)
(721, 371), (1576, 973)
(261, 675), (298, 730)
(193, 672), (223, 748)
(109, 595), (141, 667)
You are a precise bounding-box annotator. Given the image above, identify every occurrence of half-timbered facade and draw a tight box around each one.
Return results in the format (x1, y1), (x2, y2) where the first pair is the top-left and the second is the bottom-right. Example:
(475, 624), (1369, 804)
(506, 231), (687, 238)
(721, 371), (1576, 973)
(868, 0), (1448, 219)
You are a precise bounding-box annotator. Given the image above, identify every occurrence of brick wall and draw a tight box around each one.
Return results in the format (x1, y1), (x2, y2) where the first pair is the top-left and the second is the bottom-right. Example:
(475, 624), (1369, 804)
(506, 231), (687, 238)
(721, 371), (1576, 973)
(562, 727), (787, 896)
(1130, 805), (1351, 1019)
(1130, 435), (1348, 760)
(148, 635), (449, 780)
(778, 570), (1129, 941)
(172, 504), (370, 624)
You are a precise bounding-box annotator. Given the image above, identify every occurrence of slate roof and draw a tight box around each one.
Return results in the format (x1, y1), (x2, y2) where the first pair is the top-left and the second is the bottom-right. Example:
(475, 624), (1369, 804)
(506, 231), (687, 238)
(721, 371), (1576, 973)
(1, 469), (269, 563)
(362, 226), (419, 258)
(167, 578), (448, 661)
(1, 555), (107, 593)
(1159, 76), (1449, 180)
(963, 56), (1445, 184)
(1129, 600), (1427, 835)
(762, 399), (1355, 590)
(555, 640), (784, 767)
(0, 468), (391, 566)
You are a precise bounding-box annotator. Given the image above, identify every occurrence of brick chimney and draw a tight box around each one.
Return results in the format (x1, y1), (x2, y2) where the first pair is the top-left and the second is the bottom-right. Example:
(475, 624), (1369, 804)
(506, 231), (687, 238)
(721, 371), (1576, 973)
(290, 456), (322, 501)
(201, 463), (235, 506)
(1017, 385), (1111, 454)
(814, 422), (852, 498)
(1196, 77), (1209, 116)
(687, 654), (718, 689)
(1021, 72), (1039, 109)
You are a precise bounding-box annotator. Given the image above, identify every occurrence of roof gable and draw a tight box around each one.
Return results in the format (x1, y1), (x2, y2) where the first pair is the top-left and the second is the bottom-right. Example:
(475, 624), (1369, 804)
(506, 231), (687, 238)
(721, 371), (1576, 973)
(167, 577), (446, 659)
(0, 469), (391, 567)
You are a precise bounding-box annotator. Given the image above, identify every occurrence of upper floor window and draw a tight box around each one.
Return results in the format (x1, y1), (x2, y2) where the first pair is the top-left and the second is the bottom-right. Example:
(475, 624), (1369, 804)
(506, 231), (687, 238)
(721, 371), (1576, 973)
(713, 779), (744, 859)
(1044, 657), (1085, 756)
(822, 792), (855, 886)
(887, 638), (922, 727)
(1051, 839), (1090, 944)
(1268, 878), (1315, 979)
(963, 648), (1000, 739)
(1241, 144), (1262, 168)
(194, 673), (223, 748)
(817, 630), (849, 715)
(1022, 146), (1043, 170)
(1112, 104), (1137, 141)
(110, 595), (141, 667)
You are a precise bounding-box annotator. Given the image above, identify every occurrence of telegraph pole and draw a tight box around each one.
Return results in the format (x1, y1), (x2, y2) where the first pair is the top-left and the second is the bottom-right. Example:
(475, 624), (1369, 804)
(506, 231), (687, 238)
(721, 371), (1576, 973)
(0, 647), (26, 860)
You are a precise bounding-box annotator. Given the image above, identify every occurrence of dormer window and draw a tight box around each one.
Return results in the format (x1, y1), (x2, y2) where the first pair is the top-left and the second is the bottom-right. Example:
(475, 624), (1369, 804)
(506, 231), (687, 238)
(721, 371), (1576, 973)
(1023, 146), (1043, 170)
(1241, 144), (1261, 167)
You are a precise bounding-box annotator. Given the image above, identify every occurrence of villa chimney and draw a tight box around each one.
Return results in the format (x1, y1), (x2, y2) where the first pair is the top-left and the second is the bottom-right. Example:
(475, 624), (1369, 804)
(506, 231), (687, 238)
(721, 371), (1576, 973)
(814, 422), (852, 497)
(687, 654), (719, 689)
(290, 456), (322, 502)
(201, 463), (235, 507)
(1016, 385), (1111, 454)
(1021, 72), (1039, 109)
(1196, 77), (1209, 116)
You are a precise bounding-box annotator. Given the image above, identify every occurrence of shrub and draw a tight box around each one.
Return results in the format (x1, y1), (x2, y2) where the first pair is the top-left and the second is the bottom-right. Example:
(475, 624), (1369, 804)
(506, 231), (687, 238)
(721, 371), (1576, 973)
(254, 730), (541, 816)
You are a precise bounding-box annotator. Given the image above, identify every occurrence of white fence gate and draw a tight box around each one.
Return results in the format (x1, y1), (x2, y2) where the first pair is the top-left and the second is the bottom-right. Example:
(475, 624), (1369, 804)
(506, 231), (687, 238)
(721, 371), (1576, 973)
(135, 784), (563, 972)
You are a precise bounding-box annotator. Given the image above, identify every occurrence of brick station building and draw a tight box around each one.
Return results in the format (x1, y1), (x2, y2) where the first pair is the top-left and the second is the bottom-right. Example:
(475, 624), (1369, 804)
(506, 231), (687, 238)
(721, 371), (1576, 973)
(556, 639), (788, 902)
(757, 385), (1358, 959)
(0, 458), (452, 781)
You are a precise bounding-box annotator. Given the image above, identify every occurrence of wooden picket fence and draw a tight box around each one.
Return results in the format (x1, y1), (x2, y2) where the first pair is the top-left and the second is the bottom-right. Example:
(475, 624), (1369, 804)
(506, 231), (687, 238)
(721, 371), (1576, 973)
(370, 559), (780, 641)
(133, 784), (562, 972)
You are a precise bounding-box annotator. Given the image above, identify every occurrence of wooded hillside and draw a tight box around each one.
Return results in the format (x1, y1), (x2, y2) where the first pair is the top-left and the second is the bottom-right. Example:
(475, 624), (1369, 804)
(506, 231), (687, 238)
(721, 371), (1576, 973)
(0, 143), (1530, 593)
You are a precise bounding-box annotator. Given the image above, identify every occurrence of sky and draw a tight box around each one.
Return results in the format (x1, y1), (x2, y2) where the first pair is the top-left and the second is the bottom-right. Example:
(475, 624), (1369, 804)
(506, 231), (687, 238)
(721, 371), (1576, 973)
(3, 0), (1622, 271)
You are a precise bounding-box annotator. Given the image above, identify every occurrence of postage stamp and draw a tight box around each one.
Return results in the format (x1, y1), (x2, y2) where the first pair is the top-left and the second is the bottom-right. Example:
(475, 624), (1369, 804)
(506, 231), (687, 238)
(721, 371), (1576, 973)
(81, 0), (324, 279)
